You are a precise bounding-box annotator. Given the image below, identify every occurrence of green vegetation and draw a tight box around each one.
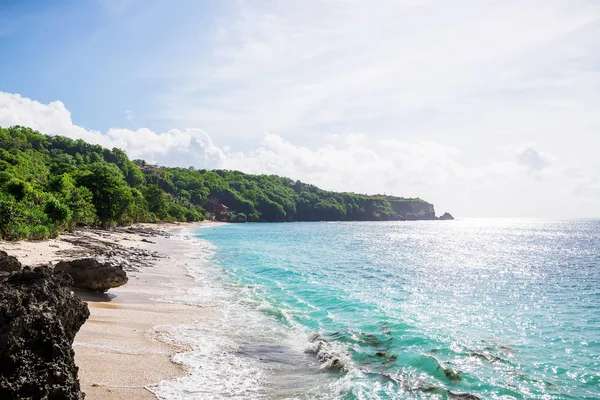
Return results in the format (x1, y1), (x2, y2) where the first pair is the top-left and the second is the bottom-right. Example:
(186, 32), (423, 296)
(0, 125), (435, 240)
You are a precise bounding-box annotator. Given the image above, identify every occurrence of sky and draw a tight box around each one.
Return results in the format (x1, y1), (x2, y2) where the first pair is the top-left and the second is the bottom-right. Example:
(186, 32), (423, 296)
(0, 0), (599, 218)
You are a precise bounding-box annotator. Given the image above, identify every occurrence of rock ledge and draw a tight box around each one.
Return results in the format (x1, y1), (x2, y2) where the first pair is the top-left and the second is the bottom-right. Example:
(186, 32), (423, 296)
(55, 258), (128, 292)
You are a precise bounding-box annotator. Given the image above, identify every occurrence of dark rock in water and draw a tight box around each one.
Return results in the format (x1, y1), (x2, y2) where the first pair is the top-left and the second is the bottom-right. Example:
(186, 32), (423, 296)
(448, 391), (481, 399)
(0, 266), (90, 399)
(55, 258), (128, 292)
(327, 358), (345, 371)
(421, 385), (481, 400)
(421, 354), (462, 383)
(306, 332), (348, 372)
(0, 251), (21, 273)
(444, 367), (462, 382)
(439, 212), (455, 220)
(469, 351), (505, 364)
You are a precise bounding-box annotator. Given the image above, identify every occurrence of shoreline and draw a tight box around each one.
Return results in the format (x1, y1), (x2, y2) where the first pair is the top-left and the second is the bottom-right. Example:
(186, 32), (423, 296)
(1, 221), (226, 400)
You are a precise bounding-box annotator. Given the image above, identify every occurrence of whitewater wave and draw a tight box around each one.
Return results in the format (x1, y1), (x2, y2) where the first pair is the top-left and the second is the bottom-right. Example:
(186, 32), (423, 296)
(146, 233), (345, 399)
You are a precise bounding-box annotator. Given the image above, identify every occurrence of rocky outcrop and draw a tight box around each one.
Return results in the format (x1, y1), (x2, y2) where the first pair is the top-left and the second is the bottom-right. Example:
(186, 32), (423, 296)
(388, 199), (437, 220)
(438, 212), (454, 220)
(0, 251), (21, 273)
(55, 258), (128, 292)
(0, 267), (89, 399)
(306, 333), (348, 372)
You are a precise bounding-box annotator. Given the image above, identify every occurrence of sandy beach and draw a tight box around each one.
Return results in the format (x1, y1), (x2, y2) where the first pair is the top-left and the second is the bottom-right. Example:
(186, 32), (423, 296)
(1, 221), (224, 400)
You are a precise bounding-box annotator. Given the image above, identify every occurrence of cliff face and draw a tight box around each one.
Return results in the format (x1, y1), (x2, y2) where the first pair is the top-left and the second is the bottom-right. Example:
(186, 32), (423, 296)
(388, 200), (436, 220)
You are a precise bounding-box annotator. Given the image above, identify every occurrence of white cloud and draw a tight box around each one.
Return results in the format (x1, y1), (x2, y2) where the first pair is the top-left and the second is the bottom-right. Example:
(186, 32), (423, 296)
(0, 92), (109, 146)
(135, 1), (600, 220)
(1, 91), (598, 218)
(124, 110), (134, 121)
(150, 0), (600, 152)
(514, 145), (553, 172)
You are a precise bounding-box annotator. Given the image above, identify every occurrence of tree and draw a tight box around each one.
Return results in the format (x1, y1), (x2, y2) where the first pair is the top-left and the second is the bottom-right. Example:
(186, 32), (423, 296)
(142, 184), (169, 219)
(0, 124), (438, 239)
(44, 199), (71, 224)
(75, 163), (133, 227)
(5, 179), (31, 201)
(67, 187), (96, 226)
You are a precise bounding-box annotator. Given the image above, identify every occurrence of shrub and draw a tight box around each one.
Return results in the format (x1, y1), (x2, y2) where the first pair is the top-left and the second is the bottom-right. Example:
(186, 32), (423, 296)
(184, 209), (202, 222)
(45, 199), (71, 223)
(9, 224), (30, 240)
(29, 225), (50, 240)
(49, 224), (62, 238)
(23, 203), (50, 226)
(248, 212), (261, 221)
(168, 203), (187, 222)
(0, 199), (22, 239)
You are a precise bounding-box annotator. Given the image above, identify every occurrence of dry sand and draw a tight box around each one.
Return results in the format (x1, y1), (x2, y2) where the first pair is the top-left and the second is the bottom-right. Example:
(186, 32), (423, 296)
(2, 221), (225, 400)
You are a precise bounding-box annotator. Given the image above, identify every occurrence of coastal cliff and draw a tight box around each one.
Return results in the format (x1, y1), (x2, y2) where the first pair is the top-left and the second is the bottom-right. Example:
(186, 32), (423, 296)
(387, 197), (436, 220)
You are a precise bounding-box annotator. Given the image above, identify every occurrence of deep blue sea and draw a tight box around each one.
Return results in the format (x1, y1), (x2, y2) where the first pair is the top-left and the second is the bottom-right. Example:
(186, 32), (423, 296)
(154, 219), (600, 400)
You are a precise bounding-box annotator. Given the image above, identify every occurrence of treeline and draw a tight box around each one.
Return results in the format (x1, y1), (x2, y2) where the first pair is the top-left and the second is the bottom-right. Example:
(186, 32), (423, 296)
(0, 126), (435, 240)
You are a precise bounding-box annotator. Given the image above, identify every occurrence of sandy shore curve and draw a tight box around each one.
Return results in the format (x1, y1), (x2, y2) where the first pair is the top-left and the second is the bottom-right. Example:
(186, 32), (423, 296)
(2, 221), (224, 400)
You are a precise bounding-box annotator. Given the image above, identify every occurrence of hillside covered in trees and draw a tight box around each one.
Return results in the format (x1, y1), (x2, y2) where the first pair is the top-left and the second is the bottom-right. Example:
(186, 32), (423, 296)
(0, 126), (437, 240)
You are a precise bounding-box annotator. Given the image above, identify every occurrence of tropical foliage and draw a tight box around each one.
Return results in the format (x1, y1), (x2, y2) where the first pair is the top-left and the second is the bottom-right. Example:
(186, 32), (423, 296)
(0, 126), (435, 240)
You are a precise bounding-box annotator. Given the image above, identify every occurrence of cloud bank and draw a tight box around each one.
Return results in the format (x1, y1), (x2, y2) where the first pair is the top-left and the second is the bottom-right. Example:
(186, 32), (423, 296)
(1, 91), (598, 218)
(151, 0), (600, 151)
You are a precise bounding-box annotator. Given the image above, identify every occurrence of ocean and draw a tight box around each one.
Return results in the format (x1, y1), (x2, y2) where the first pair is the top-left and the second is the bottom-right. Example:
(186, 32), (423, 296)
(152, 219), (600, 400)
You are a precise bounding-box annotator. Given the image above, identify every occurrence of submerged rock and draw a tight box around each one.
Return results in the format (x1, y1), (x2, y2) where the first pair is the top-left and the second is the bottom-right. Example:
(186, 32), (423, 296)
(0, 251), (21, 273)
(439, 212), (455, 220)
(55, 257), (128, 292)
(0, 267), (90, 399)
(444, 367), (462, 382)
(448, 391), (481, 399)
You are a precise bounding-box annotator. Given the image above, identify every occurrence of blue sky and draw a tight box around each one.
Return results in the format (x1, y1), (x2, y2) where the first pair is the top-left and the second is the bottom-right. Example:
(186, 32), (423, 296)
(0, 0), (227, 131)
(1, 0), (599, 217)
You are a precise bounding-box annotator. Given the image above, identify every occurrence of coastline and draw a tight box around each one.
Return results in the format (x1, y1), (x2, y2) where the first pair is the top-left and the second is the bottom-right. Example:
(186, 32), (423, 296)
(2, 221), (226, 400)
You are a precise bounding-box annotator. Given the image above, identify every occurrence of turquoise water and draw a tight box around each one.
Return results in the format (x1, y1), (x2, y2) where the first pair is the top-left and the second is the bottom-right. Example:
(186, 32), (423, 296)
(194, 219), (600, 399)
